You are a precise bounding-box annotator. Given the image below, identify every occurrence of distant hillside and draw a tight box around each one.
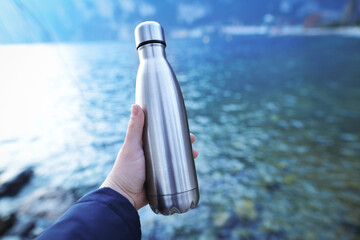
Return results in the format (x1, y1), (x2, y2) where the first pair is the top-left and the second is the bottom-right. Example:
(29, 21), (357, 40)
(0, 0), (358, 43)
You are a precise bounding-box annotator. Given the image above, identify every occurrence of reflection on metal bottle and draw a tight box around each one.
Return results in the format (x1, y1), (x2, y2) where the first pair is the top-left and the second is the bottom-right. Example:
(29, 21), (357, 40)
(134, 21), (199, 215)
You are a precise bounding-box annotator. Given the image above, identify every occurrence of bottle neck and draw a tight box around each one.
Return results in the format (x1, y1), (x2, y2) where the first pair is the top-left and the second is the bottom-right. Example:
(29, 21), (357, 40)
(138, 43), (166, 60)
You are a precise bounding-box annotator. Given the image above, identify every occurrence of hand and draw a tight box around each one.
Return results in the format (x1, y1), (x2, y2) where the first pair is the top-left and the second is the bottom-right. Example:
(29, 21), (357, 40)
(100, 104), (198, 210)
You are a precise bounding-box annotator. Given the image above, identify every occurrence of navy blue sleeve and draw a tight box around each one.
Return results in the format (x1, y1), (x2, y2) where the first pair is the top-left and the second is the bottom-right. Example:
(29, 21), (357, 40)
(36, 187), (141, 240)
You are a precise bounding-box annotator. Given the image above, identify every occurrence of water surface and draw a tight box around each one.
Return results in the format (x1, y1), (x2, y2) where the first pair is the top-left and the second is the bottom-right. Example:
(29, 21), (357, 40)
(0, 36), (359, 239)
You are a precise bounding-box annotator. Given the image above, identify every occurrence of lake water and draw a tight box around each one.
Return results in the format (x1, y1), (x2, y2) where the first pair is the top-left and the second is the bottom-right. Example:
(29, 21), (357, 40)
(0, 36), (359, 239)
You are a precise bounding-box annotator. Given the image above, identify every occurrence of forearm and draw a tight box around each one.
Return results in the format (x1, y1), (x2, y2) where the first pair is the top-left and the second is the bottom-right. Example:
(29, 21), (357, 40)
(36, 187), (141, 240)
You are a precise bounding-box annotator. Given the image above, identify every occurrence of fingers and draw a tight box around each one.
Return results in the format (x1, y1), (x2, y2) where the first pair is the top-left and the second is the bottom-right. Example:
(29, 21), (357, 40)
(193, 149), (199, 159)
(190, 133), (198, 158)
(123, 104), (145, 148)
(190, 133), (195, 143)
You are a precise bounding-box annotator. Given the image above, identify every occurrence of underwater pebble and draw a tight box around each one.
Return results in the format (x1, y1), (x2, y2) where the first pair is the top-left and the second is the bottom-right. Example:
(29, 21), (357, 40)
(213, 211), (231, 227)
(326, 116), (338, 123)
(315, 136), (334, 146)
(340, 148), (357, 157)
(199, 233), (216, 240)
(265, 102), (278, 111)
(284, 175), (296, 185)
(278, 120), (289, 129)
(295, 146), (309, 154)
(270, 114), (280, 122)
(195, 116), (210, 125)
(340, 133), (357, 141)
(249, 138), (262, 147)
(222, 104), (246, 112)
(234, 199), (257, 220)
(291, 120), (304, 129)
(232, 228), (251, 238)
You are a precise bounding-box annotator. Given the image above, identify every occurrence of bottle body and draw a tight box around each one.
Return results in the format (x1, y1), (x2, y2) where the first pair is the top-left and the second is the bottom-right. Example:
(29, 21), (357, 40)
(135, 43), (199, 215)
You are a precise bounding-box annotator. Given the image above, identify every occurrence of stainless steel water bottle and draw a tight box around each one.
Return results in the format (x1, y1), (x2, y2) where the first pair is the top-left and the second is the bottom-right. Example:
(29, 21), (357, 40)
(134, 21), (199, 215)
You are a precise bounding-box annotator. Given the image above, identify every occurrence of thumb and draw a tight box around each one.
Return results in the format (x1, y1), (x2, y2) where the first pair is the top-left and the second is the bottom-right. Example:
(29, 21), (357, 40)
(123, 104), (144, 148)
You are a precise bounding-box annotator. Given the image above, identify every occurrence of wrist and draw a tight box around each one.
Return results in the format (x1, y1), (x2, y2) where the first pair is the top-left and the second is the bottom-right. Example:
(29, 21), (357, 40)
(100, 178), (137, 209)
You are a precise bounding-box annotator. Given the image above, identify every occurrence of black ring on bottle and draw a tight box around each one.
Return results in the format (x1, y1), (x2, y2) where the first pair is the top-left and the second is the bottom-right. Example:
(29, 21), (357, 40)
(137, 40), (166, 50)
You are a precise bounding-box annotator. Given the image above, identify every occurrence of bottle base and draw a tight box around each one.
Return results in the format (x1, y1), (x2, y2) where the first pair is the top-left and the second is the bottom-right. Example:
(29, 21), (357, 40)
(148, 188), (199, 215)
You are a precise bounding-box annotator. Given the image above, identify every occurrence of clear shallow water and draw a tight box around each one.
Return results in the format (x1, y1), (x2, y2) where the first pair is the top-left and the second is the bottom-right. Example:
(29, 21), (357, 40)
(0, 36), (360, 239)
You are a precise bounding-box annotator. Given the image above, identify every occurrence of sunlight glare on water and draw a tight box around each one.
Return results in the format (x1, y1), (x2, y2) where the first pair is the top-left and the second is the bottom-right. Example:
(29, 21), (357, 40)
(0, 44), (83, 168)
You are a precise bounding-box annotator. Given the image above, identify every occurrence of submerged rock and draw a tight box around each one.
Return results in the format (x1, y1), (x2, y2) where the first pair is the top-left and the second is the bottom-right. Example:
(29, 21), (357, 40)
(0, 167), (34, 197)
(6, 215), (35, 237)
(2, 187), (78, 238)
(19, 187), (77, 221)
(0, 213), (16, 236)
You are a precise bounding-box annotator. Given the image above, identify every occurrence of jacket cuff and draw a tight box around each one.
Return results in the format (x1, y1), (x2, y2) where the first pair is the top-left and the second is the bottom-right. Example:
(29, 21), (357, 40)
(76, 187), (140, 225)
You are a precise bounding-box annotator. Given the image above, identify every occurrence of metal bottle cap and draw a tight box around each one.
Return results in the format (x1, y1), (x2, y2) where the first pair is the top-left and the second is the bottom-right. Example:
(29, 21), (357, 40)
(135, 21), (166, 49)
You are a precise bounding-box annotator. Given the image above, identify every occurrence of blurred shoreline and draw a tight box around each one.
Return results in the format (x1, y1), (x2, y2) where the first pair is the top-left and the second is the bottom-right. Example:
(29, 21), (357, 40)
(170, 25), (360, 39)
(1, 26), (359, 46)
